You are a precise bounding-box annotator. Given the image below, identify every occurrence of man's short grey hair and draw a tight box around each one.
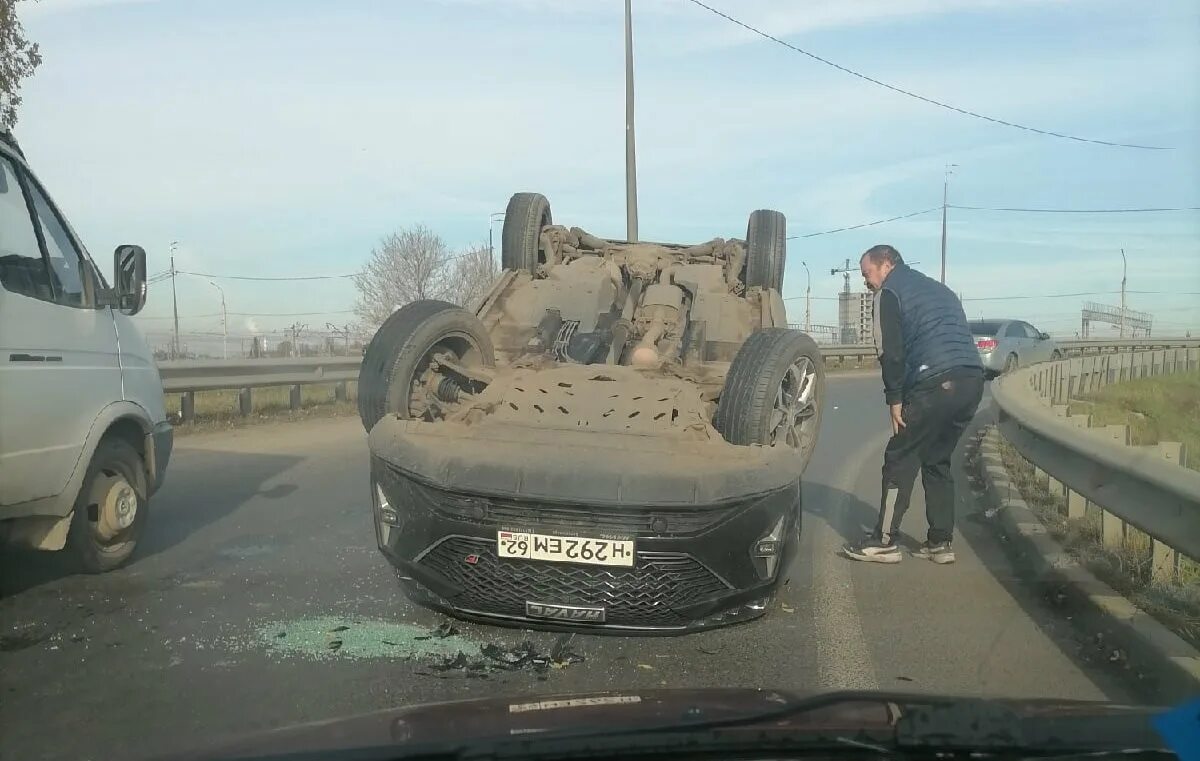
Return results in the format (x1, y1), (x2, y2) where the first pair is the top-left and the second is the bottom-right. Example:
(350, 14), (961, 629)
(861, 245), (904, 266)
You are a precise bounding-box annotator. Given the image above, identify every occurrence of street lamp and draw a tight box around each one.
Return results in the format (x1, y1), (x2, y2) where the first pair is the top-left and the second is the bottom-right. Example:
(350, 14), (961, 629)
(624, 0), (639, 242)
(206, 279), (227, 359)
(1119, 248), (1128, 339)
(801, 261), (812, 331)
(488, 211), (505, 262)
(940, 163), (958, 284)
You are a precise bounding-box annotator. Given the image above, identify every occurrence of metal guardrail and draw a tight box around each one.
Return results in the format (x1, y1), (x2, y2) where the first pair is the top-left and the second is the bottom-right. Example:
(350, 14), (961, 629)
(991, 346), (1200, 572)
(159, 357), (359, 392)
(156, 338), (1200, 421)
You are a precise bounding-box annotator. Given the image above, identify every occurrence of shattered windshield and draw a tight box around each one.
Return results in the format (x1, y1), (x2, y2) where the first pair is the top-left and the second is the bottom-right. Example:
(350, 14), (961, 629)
(1, 1), (1197, 760)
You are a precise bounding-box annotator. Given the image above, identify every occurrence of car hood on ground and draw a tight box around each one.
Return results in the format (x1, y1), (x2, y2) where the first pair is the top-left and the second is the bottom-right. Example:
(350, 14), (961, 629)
(163, 687), (1165, 761)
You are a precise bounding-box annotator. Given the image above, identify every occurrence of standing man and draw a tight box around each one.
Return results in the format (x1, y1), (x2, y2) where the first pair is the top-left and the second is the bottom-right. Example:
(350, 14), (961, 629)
(843, 245), (984, 565)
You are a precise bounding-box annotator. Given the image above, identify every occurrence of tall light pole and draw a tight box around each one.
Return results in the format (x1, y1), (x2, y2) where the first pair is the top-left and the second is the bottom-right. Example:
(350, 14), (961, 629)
(624, 0), (639, 242)
(488, 211), (505, 262)
(1119, 248), (1127, 339)
(206, 279), (227, 359)
(169, 240), (180, 359)
(801, 260), (812, 331)
(939, 164), (957, 284)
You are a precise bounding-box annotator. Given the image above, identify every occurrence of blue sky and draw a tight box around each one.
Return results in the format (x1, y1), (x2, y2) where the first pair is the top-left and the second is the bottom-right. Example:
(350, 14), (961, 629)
(16, 0), (1200, 347)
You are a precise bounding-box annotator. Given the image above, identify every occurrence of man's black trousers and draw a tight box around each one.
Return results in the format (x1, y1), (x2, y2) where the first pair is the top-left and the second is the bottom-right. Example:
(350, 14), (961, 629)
(876, 367), (984, 545)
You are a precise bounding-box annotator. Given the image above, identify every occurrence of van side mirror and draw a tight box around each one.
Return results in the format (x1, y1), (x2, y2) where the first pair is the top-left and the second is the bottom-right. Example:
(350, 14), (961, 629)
(1039, 332), (1050, 341)
(114, 245), (147, 315)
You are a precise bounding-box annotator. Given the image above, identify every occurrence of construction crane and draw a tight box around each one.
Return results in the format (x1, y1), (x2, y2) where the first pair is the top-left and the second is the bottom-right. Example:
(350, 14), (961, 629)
(830, 256), (922, 291)
(830, 258), (856, 294)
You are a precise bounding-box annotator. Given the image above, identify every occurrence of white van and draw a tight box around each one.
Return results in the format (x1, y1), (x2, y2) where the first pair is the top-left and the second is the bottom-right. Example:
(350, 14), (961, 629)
(0, 129), (171, 572)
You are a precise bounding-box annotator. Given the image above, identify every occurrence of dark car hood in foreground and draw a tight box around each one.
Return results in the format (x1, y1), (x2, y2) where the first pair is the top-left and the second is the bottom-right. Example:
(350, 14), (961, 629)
(163, 687), (1168, 761)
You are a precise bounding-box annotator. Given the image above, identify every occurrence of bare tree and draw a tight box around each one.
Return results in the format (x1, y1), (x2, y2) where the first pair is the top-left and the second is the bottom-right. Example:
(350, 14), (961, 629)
(451, 242), (499, 311)
(1, 0), (42, 129)
(353, 226), (505, 331)
(353, 225), (454, 329)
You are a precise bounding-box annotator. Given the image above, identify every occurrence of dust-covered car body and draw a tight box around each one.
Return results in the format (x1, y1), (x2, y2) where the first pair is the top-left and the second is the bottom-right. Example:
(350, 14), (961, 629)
(359, 193), (824, 633)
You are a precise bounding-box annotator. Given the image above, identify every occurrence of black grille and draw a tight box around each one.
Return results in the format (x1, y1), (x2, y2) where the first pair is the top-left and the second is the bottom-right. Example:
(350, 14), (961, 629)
(398, 471), (738, 537)
(420, 538), (730, 627)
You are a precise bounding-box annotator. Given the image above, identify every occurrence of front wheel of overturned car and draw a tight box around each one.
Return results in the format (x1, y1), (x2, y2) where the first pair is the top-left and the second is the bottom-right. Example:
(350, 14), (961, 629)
(358, 300), (496, 432)
(714, 329), (824, 469)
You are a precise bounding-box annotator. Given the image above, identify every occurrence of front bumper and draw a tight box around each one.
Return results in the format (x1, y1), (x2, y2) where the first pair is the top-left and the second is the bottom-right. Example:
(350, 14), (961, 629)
(148, 421), (174, 495)
(370, 458), (800, 633)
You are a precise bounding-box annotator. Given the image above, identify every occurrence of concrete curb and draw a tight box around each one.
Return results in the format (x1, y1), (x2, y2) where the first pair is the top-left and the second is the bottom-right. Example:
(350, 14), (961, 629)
(975, 426), (1200, 702)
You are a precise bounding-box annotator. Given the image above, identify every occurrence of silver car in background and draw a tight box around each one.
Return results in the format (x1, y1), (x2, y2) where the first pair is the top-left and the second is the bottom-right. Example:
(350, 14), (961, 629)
(969, 319), (1062, 378)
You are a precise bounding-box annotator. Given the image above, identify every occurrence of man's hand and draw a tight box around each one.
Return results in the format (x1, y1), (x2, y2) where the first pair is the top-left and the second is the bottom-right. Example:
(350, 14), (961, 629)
(890, 403), (906, 435)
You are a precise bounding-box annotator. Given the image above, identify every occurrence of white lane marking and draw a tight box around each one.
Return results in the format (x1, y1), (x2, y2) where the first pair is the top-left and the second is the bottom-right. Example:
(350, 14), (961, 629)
(810, 430), (891, 691)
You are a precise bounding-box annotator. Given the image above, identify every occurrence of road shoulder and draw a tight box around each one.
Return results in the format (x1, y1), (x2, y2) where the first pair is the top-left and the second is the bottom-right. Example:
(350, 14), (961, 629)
(975, 426), (1200, 702)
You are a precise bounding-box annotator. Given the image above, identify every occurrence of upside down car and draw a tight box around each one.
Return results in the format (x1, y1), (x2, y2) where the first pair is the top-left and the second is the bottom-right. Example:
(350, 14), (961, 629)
(356, 193), (824, 633)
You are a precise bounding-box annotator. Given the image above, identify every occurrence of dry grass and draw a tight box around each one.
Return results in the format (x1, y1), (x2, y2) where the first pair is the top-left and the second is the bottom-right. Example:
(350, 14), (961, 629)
(999, 438), (1200, 649)
(1068, 372), (1200, 472)
(166, 382), (358, 436)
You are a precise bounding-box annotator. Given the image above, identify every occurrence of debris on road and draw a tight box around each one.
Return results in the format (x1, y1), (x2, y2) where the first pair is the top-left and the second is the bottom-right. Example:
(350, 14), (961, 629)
(253, 616), (472, 661)
(430, 634), (585, 676)
(247, 616), (586, 675)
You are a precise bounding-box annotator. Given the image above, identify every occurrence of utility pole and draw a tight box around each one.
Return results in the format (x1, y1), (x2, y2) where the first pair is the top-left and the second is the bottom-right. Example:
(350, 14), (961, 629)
(206, 279), (227, 359)
(624, 0), (639, 243)
(488, 211), (505, 263)
(169, 241), (180, 359)
(940, 164), (957, 284)
(326, 323), (352, 354)
(1119, 248), (1127, 339)
(286, 322), (307, 357)
(801, 260), (812, 331)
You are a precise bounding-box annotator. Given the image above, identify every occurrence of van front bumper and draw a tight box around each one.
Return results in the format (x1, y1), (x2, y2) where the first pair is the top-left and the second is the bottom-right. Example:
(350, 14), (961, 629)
(148, 421), (174, 495)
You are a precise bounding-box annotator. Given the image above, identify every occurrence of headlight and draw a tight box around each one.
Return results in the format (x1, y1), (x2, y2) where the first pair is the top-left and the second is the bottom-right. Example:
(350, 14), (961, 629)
(752, 514), (787, 579)
(376, 482), (400, 526)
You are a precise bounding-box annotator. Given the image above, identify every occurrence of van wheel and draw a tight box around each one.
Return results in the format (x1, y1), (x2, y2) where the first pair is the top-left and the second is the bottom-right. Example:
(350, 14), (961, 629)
(1003, 353), (1019, 374)
(68, 438), (147, 573)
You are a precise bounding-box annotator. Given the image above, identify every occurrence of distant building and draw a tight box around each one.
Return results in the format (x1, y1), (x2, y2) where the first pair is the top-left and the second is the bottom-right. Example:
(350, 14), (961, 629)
(838, 291), (874, 345)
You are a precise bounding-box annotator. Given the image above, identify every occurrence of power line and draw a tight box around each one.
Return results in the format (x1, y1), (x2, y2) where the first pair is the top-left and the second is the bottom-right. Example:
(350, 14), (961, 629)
(136, 309), (357, 319)
(961, 291), (1117, 301)
(950, 205), (1200, 213)
(681, 0), (1169, 151)
(788, 208), (940, 239)
(178, 270), (357, 281)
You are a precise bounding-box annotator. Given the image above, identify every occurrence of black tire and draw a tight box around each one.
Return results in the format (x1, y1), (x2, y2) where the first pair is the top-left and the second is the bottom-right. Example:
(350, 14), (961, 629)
(357, 300), (495, 432)
(745, 209), (786, 291)
(68, 437), (147, 573)
(714, 329), (824, 468)
(1051, 350), (1063, 361)
(1003, 353), (1019, 374)
(501, 192), (552, 273)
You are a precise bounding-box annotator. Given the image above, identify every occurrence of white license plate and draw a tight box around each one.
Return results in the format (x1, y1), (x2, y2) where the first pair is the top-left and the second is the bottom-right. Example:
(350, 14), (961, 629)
(496, 531), (635, 567)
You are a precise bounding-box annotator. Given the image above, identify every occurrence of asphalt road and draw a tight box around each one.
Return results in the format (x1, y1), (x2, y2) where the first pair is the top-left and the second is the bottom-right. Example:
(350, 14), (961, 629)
(0, 373), (1147, 760)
